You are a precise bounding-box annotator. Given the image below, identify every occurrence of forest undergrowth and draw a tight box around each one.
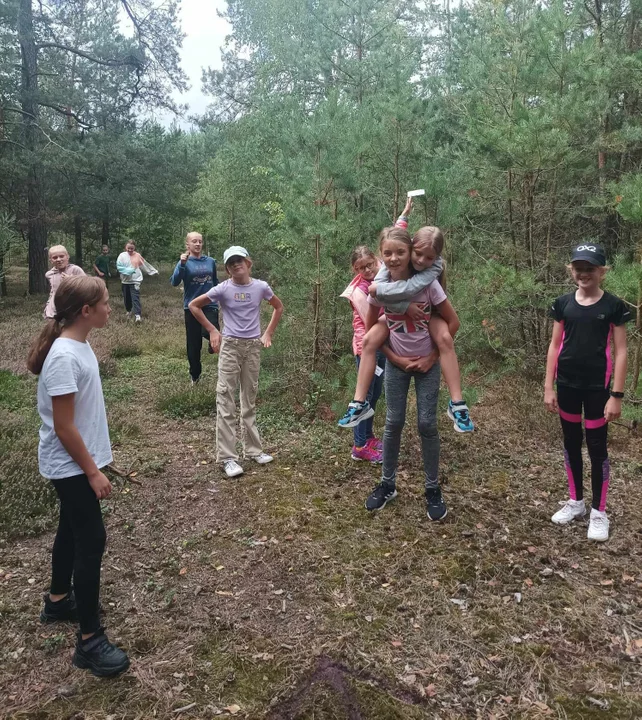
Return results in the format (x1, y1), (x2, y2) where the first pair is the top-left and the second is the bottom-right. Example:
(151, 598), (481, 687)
(1, 271), (642, 719)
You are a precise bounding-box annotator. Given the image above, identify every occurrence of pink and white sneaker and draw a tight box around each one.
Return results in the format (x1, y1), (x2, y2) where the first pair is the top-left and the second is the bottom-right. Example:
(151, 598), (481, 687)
(351, 444), (383, 464)
(366, 437), (383, 452)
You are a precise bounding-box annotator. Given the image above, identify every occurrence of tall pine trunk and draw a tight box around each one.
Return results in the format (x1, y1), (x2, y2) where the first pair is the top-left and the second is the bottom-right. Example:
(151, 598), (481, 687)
(74, 215), (82, 266)
(19, 0), (48, 294)
(101, 207), (110, 245)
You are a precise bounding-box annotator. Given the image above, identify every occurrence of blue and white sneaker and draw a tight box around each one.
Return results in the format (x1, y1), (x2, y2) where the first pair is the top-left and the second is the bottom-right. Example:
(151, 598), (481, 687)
(447, 401), (474, 433)
(338, 400), (374, 429)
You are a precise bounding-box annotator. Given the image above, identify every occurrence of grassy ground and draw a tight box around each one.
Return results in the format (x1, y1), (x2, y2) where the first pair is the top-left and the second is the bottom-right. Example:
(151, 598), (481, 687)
(1, 267), (642, 719)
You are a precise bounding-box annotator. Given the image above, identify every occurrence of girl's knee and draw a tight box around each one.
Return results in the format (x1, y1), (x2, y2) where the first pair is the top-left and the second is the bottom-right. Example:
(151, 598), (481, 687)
(363, 324), (388, 351)
(362, 334), (380, 352)
(417, 420), (438, 438)
(433, 329), (453, 352)
(385, 414), (405, 433)
(80, 522), (106, 556)
(585, 431), (607, 459)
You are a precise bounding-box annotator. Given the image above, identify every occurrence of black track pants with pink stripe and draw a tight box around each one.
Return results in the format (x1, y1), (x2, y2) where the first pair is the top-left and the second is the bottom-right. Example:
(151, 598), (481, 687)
(557, 384), (610, 511)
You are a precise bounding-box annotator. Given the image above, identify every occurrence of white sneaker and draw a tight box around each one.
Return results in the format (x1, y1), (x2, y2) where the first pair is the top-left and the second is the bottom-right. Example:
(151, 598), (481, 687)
(125, 310), (131, 318)
(551, 498), (586, 525)
(587, 509), (609, 542)
(223, 460), (244, 478)
(135, 314), (142, 323)
(252, 453), (273, 465)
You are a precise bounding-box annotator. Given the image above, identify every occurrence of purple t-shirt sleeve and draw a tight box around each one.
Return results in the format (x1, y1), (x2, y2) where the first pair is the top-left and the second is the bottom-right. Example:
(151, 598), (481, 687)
(262, 281), (274, 301)
(429, 280), (447, 306)
(205, 284), (222, 302)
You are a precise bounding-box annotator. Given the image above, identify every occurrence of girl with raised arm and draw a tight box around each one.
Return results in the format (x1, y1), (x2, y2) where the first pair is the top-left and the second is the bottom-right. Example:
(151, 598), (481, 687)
(338, 199), (474, 433)
(364, 226), (460, 520)
(171, 231), (220, 384)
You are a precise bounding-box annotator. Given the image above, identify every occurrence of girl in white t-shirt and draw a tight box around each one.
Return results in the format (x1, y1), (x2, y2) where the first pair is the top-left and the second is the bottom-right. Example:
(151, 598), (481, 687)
(27, 275), (129, 677)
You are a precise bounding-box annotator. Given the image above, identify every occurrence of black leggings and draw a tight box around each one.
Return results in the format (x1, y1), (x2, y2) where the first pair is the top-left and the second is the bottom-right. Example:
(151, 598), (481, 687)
(185, 307), (220, 381)
(557, 385), (610, 511)
(50, 474), (106, 634)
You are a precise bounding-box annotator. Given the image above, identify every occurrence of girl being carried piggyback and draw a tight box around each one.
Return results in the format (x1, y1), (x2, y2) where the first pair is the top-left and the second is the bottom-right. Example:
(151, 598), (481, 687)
(338, 197), (474, 434)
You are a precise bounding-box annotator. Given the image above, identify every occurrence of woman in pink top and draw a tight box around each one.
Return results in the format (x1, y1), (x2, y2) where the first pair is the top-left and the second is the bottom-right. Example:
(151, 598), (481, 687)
(44, 245), (85, 319)
(340, 246), (385, 464)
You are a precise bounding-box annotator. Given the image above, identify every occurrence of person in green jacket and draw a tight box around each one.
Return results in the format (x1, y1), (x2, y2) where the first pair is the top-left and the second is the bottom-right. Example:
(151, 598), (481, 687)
(93, 245), (111, 285)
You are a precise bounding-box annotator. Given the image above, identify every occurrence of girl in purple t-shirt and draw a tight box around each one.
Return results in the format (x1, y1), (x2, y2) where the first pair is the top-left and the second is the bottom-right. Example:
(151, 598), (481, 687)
(189, 245), (284, 479)
(363, 226), (461, 520)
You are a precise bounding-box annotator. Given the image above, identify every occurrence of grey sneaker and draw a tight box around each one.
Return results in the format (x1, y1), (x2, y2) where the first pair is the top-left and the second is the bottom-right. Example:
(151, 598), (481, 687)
(551, 499), (586, 525)
(223, 460), (244, 478)
(252, 453), (273, 465)
(587, 509), (609, 541)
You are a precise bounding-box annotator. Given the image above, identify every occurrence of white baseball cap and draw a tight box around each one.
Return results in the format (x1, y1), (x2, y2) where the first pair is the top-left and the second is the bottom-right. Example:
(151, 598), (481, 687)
(223, 245), (250, 264)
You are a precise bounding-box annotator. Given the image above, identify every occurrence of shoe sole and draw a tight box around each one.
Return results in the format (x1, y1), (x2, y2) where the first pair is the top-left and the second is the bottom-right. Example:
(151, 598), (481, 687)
(40, 612), (78, 624)
(365, 490), (397, 512)
(447, 408), (474, 433)
(427, 507), (448, 521)
(551, 511), (586, 525)
(73, 653), (130, 678)
(338, 407), (375, 429)
(351, 455), (383, 464)
(587, 532), (609, 542)
(223, 468), (244, 478)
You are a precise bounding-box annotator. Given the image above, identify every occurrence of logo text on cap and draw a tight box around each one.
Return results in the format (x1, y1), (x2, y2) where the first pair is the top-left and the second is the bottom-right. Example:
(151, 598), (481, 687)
(577, 245), (597, 252)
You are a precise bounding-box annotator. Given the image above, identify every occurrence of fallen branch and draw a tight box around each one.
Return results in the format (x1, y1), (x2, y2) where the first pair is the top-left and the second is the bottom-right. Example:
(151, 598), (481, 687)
(106, 463), (143, 485)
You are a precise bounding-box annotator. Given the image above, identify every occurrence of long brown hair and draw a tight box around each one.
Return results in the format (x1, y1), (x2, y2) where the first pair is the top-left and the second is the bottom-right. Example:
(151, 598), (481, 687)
(413, 225), (446, 292)
(27, 276), (106, 375)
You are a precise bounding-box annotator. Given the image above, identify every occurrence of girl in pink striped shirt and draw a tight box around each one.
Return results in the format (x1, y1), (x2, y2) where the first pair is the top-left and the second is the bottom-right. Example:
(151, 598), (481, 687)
(340, 247), (385, 463)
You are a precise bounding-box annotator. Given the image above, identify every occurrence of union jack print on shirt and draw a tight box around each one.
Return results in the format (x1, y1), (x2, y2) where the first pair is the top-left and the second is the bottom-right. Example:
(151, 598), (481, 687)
(386, 302), (432, 333)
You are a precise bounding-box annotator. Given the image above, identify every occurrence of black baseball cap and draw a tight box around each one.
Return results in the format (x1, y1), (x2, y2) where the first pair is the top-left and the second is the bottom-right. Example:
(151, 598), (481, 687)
(571, 243), (606, 266)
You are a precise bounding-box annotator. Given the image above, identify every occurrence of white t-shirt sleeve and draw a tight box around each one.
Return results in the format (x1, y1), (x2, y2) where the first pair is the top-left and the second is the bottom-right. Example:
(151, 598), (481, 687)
(429, 280), (447, 307)
(43, 352), (80, 396)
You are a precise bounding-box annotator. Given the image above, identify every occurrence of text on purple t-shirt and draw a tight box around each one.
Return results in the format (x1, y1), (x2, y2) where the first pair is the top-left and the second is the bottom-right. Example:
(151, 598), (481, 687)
(205, 278), (274, 338)
(368, 279), (447, 357)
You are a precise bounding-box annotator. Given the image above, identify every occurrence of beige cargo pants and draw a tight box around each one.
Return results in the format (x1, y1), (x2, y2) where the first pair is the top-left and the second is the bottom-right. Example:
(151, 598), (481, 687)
(216, 336), (263, 463)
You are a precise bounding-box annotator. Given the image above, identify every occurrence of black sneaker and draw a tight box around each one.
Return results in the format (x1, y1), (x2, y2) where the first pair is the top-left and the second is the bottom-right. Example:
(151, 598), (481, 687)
(365, 483), (397, 512)
(72, 628), (130, 677)
(426, 487), (447, 521)
(40, 591), (78, 624)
